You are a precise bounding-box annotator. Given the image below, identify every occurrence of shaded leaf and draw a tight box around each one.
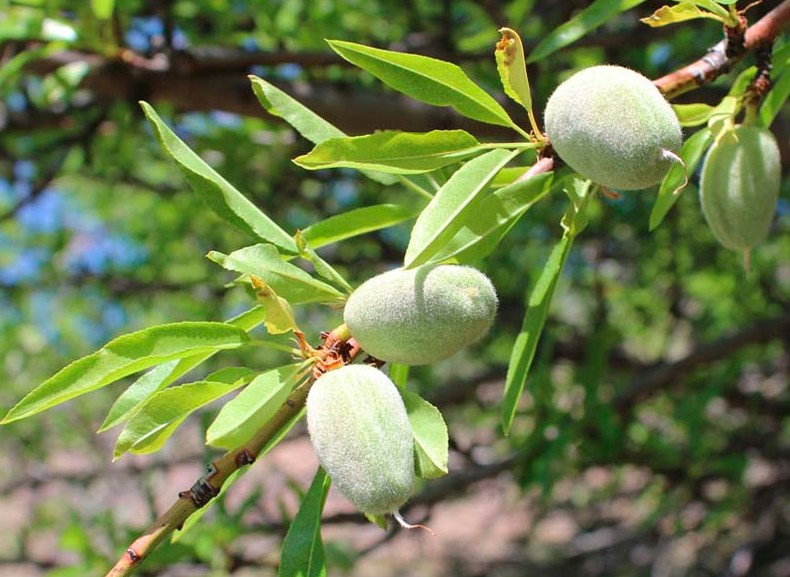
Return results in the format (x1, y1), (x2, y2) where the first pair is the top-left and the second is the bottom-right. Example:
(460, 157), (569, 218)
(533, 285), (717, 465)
(528, 0), (649, 63)
(208, 243), (346, 304)
(502, 182), (591, 434)
(759, 68), (790, 128)
(206, 364), (306, 449)
(328, 40), (514, 127)
(301, 204), (421, 249)
(404, 149), (519, 268)
(402, 391), (448, 479)
(279, 468), (331, 577)
(294, 130), (484, 174)
(140, 102), (297, 253)
(649, 128), (712, 230)
(3, 323), (250, 424)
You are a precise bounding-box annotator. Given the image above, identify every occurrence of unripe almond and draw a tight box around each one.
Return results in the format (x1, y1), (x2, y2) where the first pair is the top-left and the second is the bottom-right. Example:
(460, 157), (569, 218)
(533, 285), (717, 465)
(343, 265), (498, 365)
(699, 124), (780, 256)
(306, 364), (414, 515)
(544, 65), (683, 190)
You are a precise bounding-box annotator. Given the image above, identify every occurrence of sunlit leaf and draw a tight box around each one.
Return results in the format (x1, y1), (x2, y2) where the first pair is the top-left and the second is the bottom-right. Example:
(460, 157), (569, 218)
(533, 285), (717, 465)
(672, 102), (716, 127)
(249, 75), (397, 186)
(404, 149), (520, 268)
(98, 307), (266, 432)
(495, 27), (532, 111)
(207, 243), (346, 304)
(140, 102), (297, 253)
(301, 204), (421, 249)
(328, 39), (515, 128)
(294, 130), (484, 174)
(2, 323), (250, 424)
(90, 0), (114, 19)
(433, 170), (555, 264)
(206, 364), (305, 449)
(113, 378), (247, 459)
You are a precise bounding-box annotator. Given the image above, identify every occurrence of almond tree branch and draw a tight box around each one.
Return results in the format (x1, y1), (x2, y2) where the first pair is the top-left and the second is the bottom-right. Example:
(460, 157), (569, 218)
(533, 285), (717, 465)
(104, 327), (355, 577)
(655, 0), (790, 99)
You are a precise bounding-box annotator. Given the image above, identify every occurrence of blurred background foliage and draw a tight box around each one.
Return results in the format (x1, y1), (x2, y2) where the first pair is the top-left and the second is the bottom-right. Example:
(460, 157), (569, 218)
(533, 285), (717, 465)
(1, 1), (788, 576)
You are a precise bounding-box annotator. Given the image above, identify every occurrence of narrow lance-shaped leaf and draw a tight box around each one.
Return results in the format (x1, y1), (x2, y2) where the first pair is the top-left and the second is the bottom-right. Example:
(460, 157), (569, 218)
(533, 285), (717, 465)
(502, 180), (591, 434)
(294, 130), (484, 174)
(207, 243), (346, 304)
(279, 467), (331, 577)
(433, 170), (555, 264)
(140, 102), (297, 253)
(649, 127), (712, 230)
(113, 374), (249, 459)
(2, 322), (250, 424)
(99, 306), (267, 432)
(328, 39), (515, 128)
(404, 149), (520, 269)
(528, 0), (649, 63)
(402, 391), (449, 479)
(249, 75), (397, 186)
(301, 204), (421, 249)
(495, 28), (532, 112)
(206, 363), (306, 449)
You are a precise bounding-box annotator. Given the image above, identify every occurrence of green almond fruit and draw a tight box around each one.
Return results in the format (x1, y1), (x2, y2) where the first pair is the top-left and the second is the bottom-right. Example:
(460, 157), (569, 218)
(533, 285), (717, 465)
(544, 65), (683, 190)
(306, 364), (414, 515)
(700, 124), (781, 259)
(343, 264), (498, 365)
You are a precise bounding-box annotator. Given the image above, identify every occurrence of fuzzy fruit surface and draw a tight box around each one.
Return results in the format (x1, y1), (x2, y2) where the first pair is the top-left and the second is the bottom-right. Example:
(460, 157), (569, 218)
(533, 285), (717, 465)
(544, 65), (682, 190)
(306, 365), (414, 515)
(700, 125), (780, 251)
(344, 264), (498, 365)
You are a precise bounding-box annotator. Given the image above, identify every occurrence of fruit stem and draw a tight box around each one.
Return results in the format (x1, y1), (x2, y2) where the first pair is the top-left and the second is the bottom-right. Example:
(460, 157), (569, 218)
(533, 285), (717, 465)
(392, 509), (437, 536)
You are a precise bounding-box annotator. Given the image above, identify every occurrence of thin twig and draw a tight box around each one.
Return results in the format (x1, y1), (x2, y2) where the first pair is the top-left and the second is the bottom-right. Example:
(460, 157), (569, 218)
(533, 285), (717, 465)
(655, 0), (790, 99)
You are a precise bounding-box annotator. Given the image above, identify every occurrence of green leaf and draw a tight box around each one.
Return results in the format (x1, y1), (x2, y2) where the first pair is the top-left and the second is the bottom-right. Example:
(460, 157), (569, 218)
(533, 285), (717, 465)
(2, 322), (251, 424)
(279, 468), (331, 577)
(249, 75), (397, 186)
(433, 170), (555, 264)
(404, 149), (519, 268)
(501, 182), (592, 435)
(251, 278), (299, 335)
(98, 307), (266, 432)
(495, 28), (532, 111)
(301, 204), (421, 249)
(502, 236), (574, 435)
(113, 379), (246, 459)
(672, 102), (716, 127)
(207, 243), (346, 304)
(528, 0), (649, 63)
(90, 0), (114, 19)
(328, 40), (515, 128)
(140, 102), (297, 253)
(640, 3), (715, 27)
(402, 391), (448, 479)
(759, 68), (790, 128)
(206, 364), (305, 449)
(649, 127), (712, 230)
(294, 130), (484, 174)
